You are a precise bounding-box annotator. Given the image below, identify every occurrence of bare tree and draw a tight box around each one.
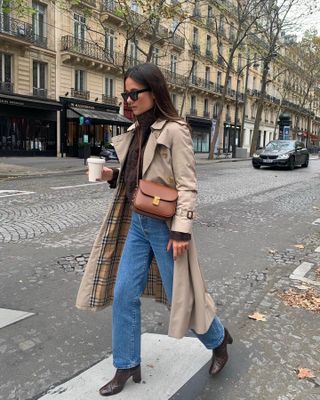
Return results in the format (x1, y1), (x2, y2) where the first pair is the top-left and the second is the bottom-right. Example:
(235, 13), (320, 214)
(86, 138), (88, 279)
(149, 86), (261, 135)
(205, 0), (268, 159)
(249, 0), (319, 156)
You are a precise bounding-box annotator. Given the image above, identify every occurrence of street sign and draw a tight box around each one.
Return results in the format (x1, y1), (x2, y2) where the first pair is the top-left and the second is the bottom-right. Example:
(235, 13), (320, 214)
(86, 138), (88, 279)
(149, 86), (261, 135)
(83, 134), (89, 144)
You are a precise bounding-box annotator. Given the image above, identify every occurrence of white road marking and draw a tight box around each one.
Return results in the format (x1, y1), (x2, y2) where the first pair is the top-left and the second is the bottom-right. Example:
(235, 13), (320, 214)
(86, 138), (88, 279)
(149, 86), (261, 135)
(315, 246), (320, 253)
(290, 262), (314, 279)
(0, 308), (34, 329)
(50, 183), (105, 190)
(38, 333), (211, 399)
(0, 190), (34, 198)
(290, 262), (320, 286)
(312, 218), (320, 226)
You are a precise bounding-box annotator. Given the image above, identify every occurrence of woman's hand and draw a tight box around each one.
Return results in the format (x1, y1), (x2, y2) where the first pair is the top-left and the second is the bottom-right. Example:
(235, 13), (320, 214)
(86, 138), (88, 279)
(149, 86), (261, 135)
(92, 167), (113, 181)
(167, 239), (190, 261)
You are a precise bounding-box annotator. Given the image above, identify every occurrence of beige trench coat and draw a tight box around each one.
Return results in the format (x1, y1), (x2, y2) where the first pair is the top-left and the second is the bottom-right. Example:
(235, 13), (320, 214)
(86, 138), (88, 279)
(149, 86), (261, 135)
(76, 118), (216, 338)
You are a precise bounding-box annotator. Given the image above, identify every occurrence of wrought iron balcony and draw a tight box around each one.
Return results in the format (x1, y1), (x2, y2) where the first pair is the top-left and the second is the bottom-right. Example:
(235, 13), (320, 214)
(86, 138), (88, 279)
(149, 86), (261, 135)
(61, 35), (121, 65)
(0, 14), (47, 48)
(168, 33), (185, 49)
(160, 68), (187, 87)
(205, 49), (213, 59)
(102, 94), (118, 105)
(0, 81), (14, 94)
(33, 87), (47, 98)
(71, 88), (90, 100)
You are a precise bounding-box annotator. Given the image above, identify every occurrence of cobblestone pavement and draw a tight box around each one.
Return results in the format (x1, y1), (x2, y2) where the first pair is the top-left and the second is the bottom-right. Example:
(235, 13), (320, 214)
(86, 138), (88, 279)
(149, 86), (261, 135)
(0, 160), (320, 400)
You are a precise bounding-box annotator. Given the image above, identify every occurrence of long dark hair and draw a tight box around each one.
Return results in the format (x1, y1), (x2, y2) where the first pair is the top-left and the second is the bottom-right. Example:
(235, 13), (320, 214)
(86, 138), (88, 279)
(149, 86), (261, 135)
(124, 63), (182, 121)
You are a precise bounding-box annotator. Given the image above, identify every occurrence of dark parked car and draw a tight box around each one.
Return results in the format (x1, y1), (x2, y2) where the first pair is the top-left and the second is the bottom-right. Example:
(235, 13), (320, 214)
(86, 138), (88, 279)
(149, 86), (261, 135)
(100, 143), (119, 162)
(252, 140), (309, 170)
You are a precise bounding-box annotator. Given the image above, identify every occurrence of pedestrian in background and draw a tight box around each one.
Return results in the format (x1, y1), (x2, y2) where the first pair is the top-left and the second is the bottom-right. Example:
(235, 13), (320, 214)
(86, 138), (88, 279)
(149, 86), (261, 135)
(76, 63), (233, 397)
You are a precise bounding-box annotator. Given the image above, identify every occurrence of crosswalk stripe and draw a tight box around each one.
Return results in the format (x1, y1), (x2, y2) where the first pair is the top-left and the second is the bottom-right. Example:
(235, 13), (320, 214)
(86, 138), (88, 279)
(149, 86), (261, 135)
(0, 190), (34, 198)
(0, 308), (34, 329)
(50, 183), (105, 190)
(38, 333), (210, 399)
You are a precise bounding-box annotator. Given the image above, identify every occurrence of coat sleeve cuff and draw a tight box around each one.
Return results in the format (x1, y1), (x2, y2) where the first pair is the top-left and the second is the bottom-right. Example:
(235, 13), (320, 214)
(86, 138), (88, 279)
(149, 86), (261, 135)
(170, 231), (191, 241)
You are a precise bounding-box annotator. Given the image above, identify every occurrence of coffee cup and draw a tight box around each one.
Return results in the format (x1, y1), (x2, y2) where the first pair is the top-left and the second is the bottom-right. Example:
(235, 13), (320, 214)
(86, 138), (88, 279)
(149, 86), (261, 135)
(87, 157), (105, 182)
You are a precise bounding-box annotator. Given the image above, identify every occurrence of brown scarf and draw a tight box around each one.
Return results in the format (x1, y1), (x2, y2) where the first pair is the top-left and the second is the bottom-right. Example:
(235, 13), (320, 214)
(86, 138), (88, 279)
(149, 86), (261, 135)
(123, 109), (157, 202)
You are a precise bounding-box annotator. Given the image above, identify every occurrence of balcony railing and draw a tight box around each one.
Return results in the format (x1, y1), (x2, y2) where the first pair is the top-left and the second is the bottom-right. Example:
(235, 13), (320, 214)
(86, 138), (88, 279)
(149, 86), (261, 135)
(102, 94), (118, 105)
(0, 81), (14, 94)
(71, 88), (90, 100)
(33, 87), (47, 98)
(160, 68), (187, 87)
(61, 35), (120, 65)
(0, 14), (47, 48)
(205, 49), (213, 59)
(168, 33), (185, 49)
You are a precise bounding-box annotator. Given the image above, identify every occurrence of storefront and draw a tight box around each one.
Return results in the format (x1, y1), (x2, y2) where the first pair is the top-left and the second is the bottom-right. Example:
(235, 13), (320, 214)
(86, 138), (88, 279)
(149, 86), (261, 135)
(187, 116), (211, 153)
(223, 122), (241, 153)
(60, 97), (132, 157)
(0, 94), (62, 156)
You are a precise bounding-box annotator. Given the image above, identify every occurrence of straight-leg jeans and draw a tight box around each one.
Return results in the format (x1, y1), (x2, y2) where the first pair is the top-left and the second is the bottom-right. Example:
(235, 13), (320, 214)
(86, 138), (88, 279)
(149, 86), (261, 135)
(112, 211), (225, 369)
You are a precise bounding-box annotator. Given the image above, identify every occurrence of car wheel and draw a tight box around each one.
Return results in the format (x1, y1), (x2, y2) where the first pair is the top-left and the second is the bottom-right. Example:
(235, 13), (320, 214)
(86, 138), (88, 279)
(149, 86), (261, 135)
(301, 157), (309, 168)
(253, 164), (261, 169)
(288, 157), (295, 170)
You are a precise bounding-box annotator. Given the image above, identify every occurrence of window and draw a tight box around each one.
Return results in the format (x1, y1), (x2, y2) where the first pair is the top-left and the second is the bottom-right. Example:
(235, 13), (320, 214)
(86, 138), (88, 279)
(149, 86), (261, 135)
(105, 77), (114, 97)
(227, 76), (231, 90)
(74, 14), (86, 42)
(75, 69), (85, 91)
(171, 18), (179, 32)
(129, 40), (138, 62)
(170, 54), (177, 75)
(191, 95), (196, 112)
(33, 61), (47, 97)
(219, 14), (224, 33)
(217, 71), (222, 86)
(208, 5), (213, 18)
(32, 2), (46, 39)
(204, 98), (209, 115)
(192, 27), (199, 45)
(213, 103), (220, 118)
(0, 0), (11, 32)
(205, 67), (210, 86)
(237, 53), (242, 70)
(253, 76), (256, 90)
(171, 93), (177, 108)
(206, 35), (211, 54)
(191, 61), (197, 84)
(105, 28), (115, 56)
(0, 53), (12, 83)
(151, 48), (159, 66)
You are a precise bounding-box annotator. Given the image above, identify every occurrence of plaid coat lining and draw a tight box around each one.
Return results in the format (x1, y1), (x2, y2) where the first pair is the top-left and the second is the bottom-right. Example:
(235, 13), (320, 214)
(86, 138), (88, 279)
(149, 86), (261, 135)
(89, 176), (169, 308)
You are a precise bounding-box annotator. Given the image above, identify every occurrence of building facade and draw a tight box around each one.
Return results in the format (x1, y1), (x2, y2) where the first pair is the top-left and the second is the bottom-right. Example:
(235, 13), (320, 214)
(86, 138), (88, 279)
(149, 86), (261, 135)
(0, 0), (319, 157)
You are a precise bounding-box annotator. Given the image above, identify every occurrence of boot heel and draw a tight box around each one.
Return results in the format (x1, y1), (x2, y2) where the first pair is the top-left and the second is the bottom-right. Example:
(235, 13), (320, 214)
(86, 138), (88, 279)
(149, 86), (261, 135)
(228, 335), (233, 344)
(132, 367), (141, 383)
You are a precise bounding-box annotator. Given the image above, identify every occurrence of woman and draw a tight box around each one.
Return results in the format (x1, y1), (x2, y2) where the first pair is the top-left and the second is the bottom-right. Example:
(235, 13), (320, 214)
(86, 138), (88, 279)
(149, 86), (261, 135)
(76, 63), (233, 397)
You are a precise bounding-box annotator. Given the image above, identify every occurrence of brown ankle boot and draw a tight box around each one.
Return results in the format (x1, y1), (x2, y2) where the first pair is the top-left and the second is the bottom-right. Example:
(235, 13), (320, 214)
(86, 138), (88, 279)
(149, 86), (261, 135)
(99, 365), (141, 396)
(209, 328), (233, 375)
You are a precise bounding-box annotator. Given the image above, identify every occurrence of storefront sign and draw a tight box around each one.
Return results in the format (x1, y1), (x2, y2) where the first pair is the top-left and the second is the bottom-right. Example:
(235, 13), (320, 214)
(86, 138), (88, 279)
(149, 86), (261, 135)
(0, 98), (25, 106)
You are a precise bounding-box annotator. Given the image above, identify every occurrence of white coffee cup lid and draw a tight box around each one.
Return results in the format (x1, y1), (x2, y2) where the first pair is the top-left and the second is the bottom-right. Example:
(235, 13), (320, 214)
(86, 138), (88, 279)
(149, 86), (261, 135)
(87, 157), (105, 164)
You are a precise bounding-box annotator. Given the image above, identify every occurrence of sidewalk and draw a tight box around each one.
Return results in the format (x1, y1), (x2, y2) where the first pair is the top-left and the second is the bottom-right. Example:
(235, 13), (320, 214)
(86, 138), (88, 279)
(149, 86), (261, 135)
(0, 154), (250, 179)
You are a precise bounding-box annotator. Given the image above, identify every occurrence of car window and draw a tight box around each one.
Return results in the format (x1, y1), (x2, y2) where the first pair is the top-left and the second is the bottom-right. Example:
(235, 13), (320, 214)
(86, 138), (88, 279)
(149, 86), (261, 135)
(265, 141), (294, 151)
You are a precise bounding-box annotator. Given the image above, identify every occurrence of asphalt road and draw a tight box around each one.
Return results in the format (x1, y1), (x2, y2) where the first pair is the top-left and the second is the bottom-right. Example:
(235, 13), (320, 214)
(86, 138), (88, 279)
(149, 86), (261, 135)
(0, 159), (320, 400)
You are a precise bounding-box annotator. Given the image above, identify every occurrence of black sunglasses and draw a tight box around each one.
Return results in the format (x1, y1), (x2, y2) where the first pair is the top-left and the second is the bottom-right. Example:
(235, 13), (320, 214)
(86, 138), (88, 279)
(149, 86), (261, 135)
(121, 88), (150, 102)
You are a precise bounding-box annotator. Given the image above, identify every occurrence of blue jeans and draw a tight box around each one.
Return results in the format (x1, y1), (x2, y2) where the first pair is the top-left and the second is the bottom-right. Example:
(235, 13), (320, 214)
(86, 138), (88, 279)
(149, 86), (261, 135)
(112, 211), (225, 369)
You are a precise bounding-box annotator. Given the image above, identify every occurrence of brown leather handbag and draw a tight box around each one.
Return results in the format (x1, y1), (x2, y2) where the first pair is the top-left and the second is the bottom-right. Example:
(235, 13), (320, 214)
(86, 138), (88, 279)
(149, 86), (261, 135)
(132, 179), (178, 220)
(131, 128), (178, 220)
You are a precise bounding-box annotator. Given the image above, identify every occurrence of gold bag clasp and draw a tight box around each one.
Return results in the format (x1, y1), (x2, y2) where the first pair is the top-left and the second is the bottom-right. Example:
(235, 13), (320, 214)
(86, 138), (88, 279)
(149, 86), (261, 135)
(152, 196), (160, 206)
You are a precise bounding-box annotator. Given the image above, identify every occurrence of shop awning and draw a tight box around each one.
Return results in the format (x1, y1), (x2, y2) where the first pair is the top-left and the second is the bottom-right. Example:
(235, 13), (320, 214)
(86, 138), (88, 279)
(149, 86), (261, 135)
(68, 107), (132, 126)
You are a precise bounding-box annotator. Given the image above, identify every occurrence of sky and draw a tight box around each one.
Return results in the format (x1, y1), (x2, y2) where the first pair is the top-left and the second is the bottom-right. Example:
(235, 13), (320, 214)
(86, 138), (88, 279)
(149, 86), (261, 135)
(286, 1), (320, 39)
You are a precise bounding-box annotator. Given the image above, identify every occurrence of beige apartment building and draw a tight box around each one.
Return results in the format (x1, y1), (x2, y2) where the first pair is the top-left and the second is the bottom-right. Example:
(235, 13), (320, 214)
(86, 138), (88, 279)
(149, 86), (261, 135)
(0, 0), (319, 157)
